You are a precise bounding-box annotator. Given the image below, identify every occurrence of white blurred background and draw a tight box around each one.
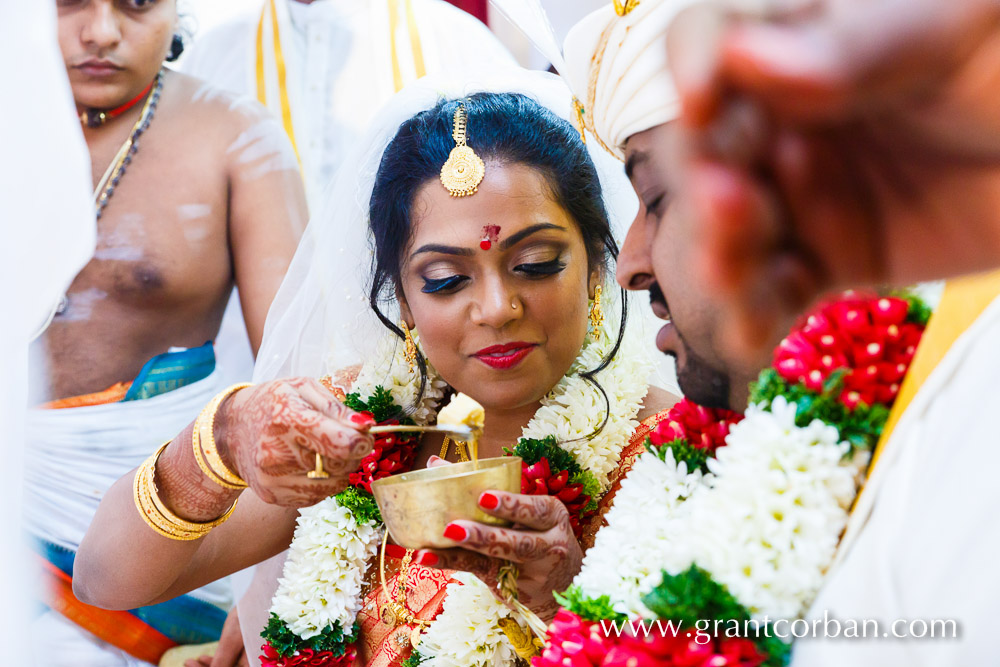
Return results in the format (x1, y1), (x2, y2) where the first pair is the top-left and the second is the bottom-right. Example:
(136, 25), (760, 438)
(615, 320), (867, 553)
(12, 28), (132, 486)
(177, 0), (607, 70)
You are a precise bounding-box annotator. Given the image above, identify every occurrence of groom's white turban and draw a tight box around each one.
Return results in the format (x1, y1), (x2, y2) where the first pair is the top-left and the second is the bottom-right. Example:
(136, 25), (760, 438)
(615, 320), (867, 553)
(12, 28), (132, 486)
(563, 0), (695, 160)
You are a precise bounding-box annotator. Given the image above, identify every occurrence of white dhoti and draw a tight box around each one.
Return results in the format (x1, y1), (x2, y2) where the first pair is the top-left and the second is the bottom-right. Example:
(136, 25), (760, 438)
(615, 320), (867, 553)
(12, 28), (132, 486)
(24, 370), (233, 667)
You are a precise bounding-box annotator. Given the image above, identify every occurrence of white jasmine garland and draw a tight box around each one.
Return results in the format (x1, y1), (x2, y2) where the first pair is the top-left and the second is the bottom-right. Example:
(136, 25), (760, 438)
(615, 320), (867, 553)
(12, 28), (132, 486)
(521, 293), (652, 489)
(270, 497), (382, 639)
(267, 283), (651, 664)
(686, 397), (866, 620)
(573, 449), (708, 617)
(353, 331), (448, 425)
(416, 572), (527, 667)
(572, 396), (871, 626)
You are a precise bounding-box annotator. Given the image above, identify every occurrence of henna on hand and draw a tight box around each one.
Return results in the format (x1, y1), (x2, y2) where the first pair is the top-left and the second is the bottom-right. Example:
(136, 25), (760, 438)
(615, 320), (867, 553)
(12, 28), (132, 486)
(212, 378), (374, 508)
(418, 491), (583, 618)
(155, 425), (241, 522)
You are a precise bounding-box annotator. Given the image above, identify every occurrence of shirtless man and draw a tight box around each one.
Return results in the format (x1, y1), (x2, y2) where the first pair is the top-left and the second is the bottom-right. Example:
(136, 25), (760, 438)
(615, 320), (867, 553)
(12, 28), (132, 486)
(28, 1), (306, 664)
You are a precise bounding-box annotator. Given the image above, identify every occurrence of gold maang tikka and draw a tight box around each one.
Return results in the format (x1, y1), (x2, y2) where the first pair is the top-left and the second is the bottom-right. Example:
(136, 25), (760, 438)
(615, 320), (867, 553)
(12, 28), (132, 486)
(440, 104), (485, 197)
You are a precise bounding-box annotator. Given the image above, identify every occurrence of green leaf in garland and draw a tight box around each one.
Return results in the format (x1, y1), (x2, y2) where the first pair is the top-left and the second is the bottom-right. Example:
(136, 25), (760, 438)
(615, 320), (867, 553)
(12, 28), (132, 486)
(890, 290), (933, 327)
(344, 386), (413, 425)
(554, 585), (627, 623)
(748, 369), (890, 459)
(401, 651), (427, 667)
(642, 567), (791, 667)
(261, 615), (360, 658)
(641, 566), (748, 629)
(511, 436), (582, 477)
(261, 614), (302, 658)
(335, 486), (382, 525)
(645, 437), (711, 473)
(569, 470), (601, 513)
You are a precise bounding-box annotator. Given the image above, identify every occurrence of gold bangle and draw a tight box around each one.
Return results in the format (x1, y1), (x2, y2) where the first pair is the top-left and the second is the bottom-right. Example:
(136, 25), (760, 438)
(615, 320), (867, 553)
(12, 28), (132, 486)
(192, 413), (239, 490)
(134, 461), (203, 541)
(134, 442), (238, 541)
(135, 445), (210, 540)
(194, 383), (253, 489)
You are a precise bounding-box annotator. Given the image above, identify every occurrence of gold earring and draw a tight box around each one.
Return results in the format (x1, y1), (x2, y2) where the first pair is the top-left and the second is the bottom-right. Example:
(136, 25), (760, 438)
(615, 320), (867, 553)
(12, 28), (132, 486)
(400, 320), (418, 373)
(589, 285), (605, 339)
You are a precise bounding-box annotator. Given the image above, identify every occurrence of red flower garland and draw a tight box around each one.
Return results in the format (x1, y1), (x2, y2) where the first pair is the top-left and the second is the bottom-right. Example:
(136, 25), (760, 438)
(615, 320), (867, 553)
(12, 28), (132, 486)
(773, 293), (924, 409)
(522, 457), (593, 538)
(648, 399), (744, 456)
(347, 413), (418, 493)
(533, 610), (765, 667)
(260, 644), (356, 667)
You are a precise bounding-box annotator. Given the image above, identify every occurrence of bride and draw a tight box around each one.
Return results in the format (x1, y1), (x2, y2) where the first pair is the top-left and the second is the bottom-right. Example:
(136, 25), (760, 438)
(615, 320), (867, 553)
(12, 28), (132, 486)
(74, 72), (677, 667)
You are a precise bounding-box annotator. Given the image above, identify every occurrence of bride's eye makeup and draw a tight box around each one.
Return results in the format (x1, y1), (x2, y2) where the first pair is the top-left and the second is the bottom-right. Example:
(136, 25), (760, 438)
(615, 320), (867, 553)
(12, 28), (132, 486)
(515, 256), (567, 277)
(513, 243), (568, 278)
(421, 274), (468, 294)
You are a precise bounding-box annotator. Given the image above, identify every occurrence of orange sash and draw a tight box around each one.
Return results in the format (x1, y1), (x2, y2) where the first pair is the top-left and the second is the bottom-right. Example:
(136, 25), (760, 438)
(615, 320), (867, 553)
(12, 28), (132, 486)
(41, 382), (131, 410)
(38, 556), (177, 664)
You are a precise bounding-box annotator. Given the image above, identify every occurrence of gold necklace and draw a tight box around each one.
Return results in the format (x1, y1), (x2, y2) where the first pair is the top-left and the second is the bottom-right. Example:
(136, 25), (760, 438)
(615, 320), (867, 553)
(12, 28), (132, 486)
(439, 436), (470, 462)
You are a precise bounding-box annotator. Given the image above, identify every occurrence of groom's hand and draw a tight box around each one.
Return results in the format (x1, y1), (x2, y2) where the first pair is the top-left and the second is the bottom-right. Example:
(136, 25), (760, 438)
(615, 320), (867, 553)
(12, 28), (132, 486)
(215, 378), (374, 507)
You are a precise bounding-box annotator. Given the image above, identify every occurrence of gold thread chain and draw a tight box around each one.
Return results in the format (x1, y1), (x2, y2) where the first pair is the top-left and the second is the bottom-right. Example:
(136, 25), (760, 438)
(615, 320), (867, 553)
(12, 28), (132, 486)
(452, 105), (468, 146)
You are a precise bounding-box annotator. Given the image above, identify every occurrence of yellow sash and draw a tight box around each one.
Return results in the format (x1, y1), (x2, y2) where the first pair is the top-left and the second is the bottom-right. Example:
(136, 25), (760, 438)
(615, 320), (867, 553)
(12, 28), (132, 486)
(254, 0), (427, 162)
(256, 0), (301, 164)
(835, 269), (1000, 567)
(868, 269), (1000, 472)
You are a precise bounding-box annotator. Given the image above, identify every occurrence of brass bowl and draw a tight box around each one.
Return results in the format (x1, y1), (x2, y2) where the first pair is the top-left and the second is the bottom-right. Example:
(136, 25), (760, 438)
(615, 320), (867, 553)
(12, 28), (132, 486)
(370, 456), (522, 550)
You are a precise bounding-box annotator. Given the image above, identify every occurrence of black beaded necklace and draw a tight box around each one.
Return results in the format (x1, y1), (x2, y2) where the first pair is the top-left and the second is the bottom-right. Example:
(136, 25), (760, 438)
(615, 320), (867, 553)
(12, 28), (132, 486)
(93, 70), (163, 221)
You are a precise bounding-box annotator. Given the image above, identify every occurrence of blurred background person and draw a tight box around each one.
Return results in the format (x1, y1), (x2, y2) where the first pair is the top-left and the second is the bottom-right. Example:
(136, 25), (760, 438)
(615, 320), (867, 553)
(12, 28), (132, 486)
(27, 0), (307, 664)
(1, 1), (95, 666)
(182, 0), (516, 210)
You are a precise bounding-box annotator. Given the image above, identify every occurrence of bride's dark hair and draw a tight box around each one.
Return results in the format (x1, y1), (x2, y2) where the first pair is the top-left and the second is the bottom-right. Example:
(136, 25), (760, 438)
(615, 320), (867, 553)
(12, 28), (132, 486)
(368, 92), (628, 435)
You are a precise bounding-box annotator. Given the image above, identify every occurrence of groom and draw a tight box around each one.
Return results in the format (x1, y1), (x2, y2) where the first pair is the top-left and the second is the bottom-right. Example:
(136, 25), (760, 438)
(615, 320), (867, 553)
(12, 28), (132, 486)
(562, 0), (771, 416)
(563, 0), (1000, 664)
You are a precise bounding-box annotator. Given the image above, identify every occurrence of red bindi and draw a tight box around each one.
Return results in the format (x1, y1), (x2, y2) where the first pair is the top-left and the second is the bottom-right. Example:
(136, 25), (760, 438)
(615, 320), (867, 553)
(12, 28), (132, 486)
(480, 225), (501, 251)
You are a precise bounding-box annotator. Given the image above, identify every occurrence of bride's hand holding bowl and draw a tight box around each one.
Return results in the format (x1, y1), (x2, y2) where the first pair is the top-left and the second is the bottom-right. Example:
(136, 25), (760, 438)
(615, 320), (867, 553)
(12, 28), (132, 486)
(410, 457), (582, 620)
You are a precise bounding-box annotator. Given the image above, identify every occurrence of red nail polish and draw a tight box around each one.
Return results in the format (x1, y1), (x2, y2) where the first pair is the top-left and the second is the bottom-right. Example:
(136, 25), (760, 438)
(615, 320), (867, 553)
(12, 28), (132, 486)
(443, 523), (467, 542)
(479, 492), (499, 510)
(415, 551), (439, 566)
(350, 413), (376, 427)
(385, 544), (407, 560)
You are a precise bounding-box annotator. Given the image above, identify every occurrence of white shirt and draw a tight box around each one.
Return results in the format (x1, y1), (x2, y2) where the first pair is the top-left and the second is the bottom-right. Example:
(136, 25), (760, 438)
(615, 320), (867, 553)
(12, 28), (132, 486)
(183, 0), (516, 208)
(791, 295), (1000, 665)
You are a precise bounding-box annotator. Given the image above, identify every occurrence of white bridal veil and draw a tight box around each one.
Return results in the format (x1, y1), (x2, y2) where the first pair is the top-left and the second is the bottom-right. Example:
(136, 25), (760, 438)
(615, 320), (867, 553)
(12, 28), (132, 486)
(253, 66), (660, 386)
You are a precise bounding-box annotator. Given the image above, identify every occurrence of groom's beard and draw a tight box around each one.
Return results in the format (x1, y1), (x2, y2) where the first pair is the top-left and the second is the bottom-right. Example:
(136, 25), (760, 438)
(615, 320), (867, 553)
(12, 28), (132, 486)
(649, 283), (733, 411)
(674, 327), (733, 411)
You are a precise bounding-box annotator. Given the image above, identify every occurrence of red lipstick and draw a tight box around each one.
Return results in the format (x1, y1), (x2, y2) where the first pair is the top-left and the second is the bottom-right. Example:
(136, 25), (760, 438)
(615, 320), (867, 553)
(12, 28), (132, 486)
(473, 342), (537, 370)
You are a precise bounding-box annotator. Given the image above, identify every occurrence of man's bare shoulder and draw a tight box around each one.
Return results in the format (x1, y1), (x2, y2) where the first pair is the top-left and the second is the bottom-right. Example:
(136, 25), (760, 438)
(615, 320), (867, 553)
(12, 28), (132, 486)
(162, 70), (299, 177)
(167, 70), (273, 131)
